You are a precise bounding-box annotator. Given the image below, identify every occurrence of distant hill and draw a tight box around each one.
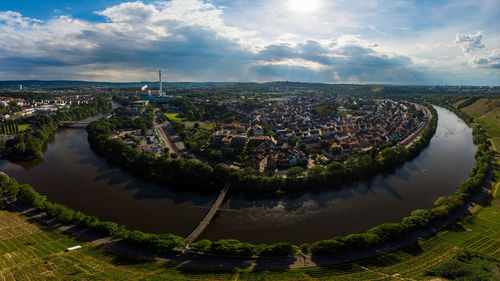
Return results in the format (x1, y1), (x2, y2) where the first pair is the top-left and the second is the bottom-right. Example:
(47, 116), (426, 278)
(1, 80), (498, 95)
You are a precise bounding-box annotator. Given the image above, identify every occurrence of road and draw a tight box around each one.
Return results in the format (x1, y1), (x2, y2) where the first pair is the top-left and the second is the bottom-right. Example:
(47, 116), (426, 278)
(154, 110), (188, 157)
(398, 103), (432, 147)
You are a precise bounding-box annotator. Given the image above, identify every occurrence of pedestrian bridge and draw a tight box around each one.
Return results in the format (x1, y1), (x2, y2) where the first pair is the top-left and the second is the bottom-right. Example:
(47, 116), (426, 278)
(59, 121), (91, 128)
(184, 181), (231, 245)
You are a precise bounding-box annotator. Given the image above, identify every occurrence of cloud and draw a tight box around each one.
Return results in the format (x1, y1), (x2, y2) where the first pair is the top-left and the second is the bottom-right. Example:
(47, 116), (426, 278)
(0, 1), (437, 83)
(471, 49), (500, 69)
(454, 31), (485, 54)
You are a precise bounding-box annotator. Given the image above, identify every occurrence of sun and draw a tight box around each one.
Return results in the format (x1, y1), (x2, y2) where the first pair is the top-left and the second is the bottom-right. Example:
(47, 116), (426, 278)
(289, 0), (321, 13)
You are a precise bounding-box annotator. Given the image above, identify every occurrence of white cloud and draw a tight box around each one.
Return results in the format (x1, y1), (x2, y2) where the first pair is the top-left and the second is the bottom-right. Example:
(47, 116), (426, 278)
(454, 31), (485, 54)
(254, 58), (330, 71)
(0, 0), (498, 84)
(471, 49), (500, 69)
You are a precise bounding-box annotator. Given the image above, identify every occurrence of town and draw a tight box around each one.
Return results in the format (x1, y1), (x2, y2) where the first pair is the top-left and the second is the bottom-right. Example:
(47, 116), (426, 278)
(205, 95), (428, 172)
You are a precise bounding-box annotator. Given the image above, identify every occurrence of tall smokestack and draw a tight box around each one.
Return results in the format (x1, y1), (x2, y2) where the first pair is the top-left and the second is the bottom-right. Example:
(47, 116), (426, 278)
(159, 69), (162, 95)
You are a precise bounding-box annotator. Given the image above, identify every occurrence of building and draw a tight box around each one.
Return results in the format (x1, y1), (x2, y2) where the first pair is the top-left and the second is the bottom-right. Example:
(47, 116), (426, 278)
(251, 124), (264, 136)
(132, 100), (149, 108)
(231, 135), (248, 149)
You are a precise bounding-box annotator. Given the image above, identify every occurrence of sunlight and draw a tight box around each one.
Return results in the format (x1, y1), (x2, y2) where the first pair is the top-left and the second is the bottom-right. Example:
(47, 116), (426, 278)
(289, 0), (321, 13)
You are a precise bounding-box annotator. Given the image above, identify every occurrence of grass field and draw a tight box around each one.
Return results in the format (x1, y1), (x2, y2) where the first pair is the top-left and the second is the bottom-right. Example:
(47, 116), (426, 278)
(461, 98), (500, 152)
(18, 124), (30, 132)
(453, 98), (470, 107)
(165, 113), (213, 129)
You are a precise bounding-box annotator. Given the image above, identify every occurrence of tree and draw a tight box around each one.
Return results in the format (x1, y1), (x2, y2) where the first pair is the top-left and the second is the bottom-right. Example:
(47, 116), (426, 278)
(287, 136), (300, 146)
(327, 161), (344, 175)
(287, 166), (304, 180)
(307, 165), (327, 182)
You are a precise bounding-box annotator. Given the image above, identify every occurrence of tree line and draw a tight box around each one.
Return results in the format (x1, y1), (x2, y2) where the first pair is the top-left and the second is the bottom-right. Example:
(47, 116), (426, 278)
(0, 120), (22, 135)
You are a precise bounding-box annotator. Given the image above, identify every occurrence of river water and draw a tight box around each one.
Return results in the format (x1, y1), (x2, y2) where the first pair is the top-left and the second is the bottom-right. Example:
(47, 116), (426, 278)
(0, 106), (476, 244)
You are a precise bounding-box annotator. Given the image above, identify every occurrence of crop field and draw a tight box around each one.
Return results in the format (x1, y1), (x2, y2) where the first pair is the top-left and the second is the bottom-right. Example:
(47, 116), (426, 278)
(461, 98), (500, 152)
(165, 113), (213, 129)
(453, 98), (470, 107)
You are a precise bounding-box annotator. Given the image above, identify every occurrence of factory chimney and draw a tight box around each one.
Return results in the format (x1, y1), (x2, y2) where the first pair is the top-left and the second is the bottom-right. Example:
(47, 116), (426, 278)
(159, 69), (162, 96)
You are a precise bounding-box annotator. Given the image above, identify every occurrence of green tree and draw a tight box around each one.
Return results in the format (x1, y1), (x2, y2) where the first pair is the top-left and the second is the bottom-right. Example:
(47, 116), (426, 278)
(287, 166), (304, 180)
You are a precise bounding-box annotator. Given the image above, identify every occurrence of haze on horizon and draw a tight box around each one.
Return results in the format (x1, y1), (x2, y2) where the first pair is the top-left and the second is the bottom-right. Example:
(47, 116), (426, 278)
(0, 0), (499, 85)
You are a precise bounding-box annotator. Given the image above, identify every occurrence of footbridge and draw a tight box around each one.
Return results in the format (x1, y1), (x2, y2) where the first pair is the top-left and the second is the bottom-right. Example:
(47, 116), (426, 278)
(59, 121), (91, 128)
(184, 181), (231, 245)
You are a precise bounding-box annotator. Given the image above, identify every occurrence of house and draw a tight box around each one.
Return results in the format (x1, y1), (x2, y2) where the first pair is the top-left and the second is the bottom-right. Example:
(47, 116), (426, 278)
(251, 124), (264, 136)
(210, 130), (230, 147)
(247, 153), (263, 169)
(231, 135), (248, 149)
(298, 137), (321, 149)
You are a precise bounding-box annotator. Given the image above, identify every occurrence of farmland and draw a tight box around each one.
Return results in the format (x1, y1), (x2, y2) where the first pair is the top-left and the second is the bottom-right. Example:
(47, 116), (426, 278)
(461, 98), (500, 152)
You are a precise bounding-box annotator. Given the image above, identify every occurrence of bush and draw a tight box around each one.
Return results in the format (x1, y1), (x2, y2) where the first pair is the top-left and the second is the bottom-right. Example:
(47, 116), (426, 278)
(210, 239), (256, 256)
(190, 239), (212, 251)
(258, 243), (297, 256)
(367, 223), (406, 241)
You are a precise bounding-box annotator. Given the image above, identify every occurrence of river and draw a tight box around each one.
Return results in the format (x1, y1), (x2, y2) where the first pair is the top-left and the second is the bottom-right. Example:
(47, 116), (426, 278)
(0, 105), (476, 244)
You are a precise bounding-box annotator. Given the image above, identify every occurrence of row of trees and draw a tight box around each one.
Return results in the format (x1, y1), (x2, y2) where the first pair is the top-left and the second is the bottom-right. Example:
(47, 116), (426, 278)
(0, 172), (298, 256)
(0, 174), (184, 253)
(0, 98), (111, 161)
(190, 239), (298, 256)
(0, 120), (23, 135)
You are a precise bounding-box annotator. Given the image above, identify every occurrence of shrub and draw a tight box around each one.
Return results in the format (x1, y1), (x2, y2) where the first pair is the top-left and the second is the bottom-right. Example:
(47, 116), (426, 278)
(210, 239), (256, 256)
(190, 239), (212, 251)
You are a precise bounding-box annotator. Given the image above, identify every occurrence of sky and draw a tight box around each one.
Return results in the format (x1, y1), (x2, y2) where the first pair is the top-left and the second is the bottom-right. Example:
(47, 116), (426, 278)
(0, 0), (499, 85)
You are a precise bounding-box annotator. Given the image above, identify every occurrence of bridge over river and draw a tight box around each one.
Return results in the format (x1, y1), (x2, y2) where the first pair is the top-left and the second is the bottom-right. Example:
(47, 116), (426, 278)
(184, 181), (231, 245)
(59, 121), (91, 128)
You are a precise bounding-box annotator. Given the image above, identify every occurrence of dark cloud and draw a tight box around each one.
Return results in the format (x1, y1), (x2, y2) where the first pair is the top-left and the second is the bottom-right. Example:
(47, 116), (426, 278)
(0, 3), (435, 83)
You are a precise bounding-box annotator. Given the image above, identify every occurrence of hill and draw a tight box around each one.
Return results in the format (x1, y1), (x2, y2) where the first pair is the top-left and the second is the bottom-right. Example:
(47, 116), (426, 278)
(461, 98), (500, 152)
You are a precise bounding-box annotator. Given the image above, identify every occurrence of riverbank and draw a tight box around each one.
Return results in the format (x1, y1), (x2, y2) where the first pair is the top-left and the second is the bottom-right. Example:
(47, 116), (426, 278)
(87, 102), (438, 194)
(0, 154), (497, 275)
(0, 105), (478, 244)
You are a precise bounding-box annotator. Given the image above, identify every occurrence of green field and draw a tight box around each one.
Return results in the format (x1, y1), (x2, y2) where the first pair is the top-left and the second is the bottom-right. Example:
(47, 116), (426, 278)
(461, 98), (500, 152)
(18, 124), (30, 132)
(165, 113), (213, 129)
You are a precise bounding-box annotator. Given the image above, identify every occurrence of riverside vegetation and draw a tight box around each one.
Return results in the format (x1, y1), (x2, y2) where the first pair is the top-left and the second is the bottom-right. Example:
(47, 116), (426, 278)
(87, 102), (438, 193)
(0, 97), (111, 161)
(0, 97), (492, 258)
